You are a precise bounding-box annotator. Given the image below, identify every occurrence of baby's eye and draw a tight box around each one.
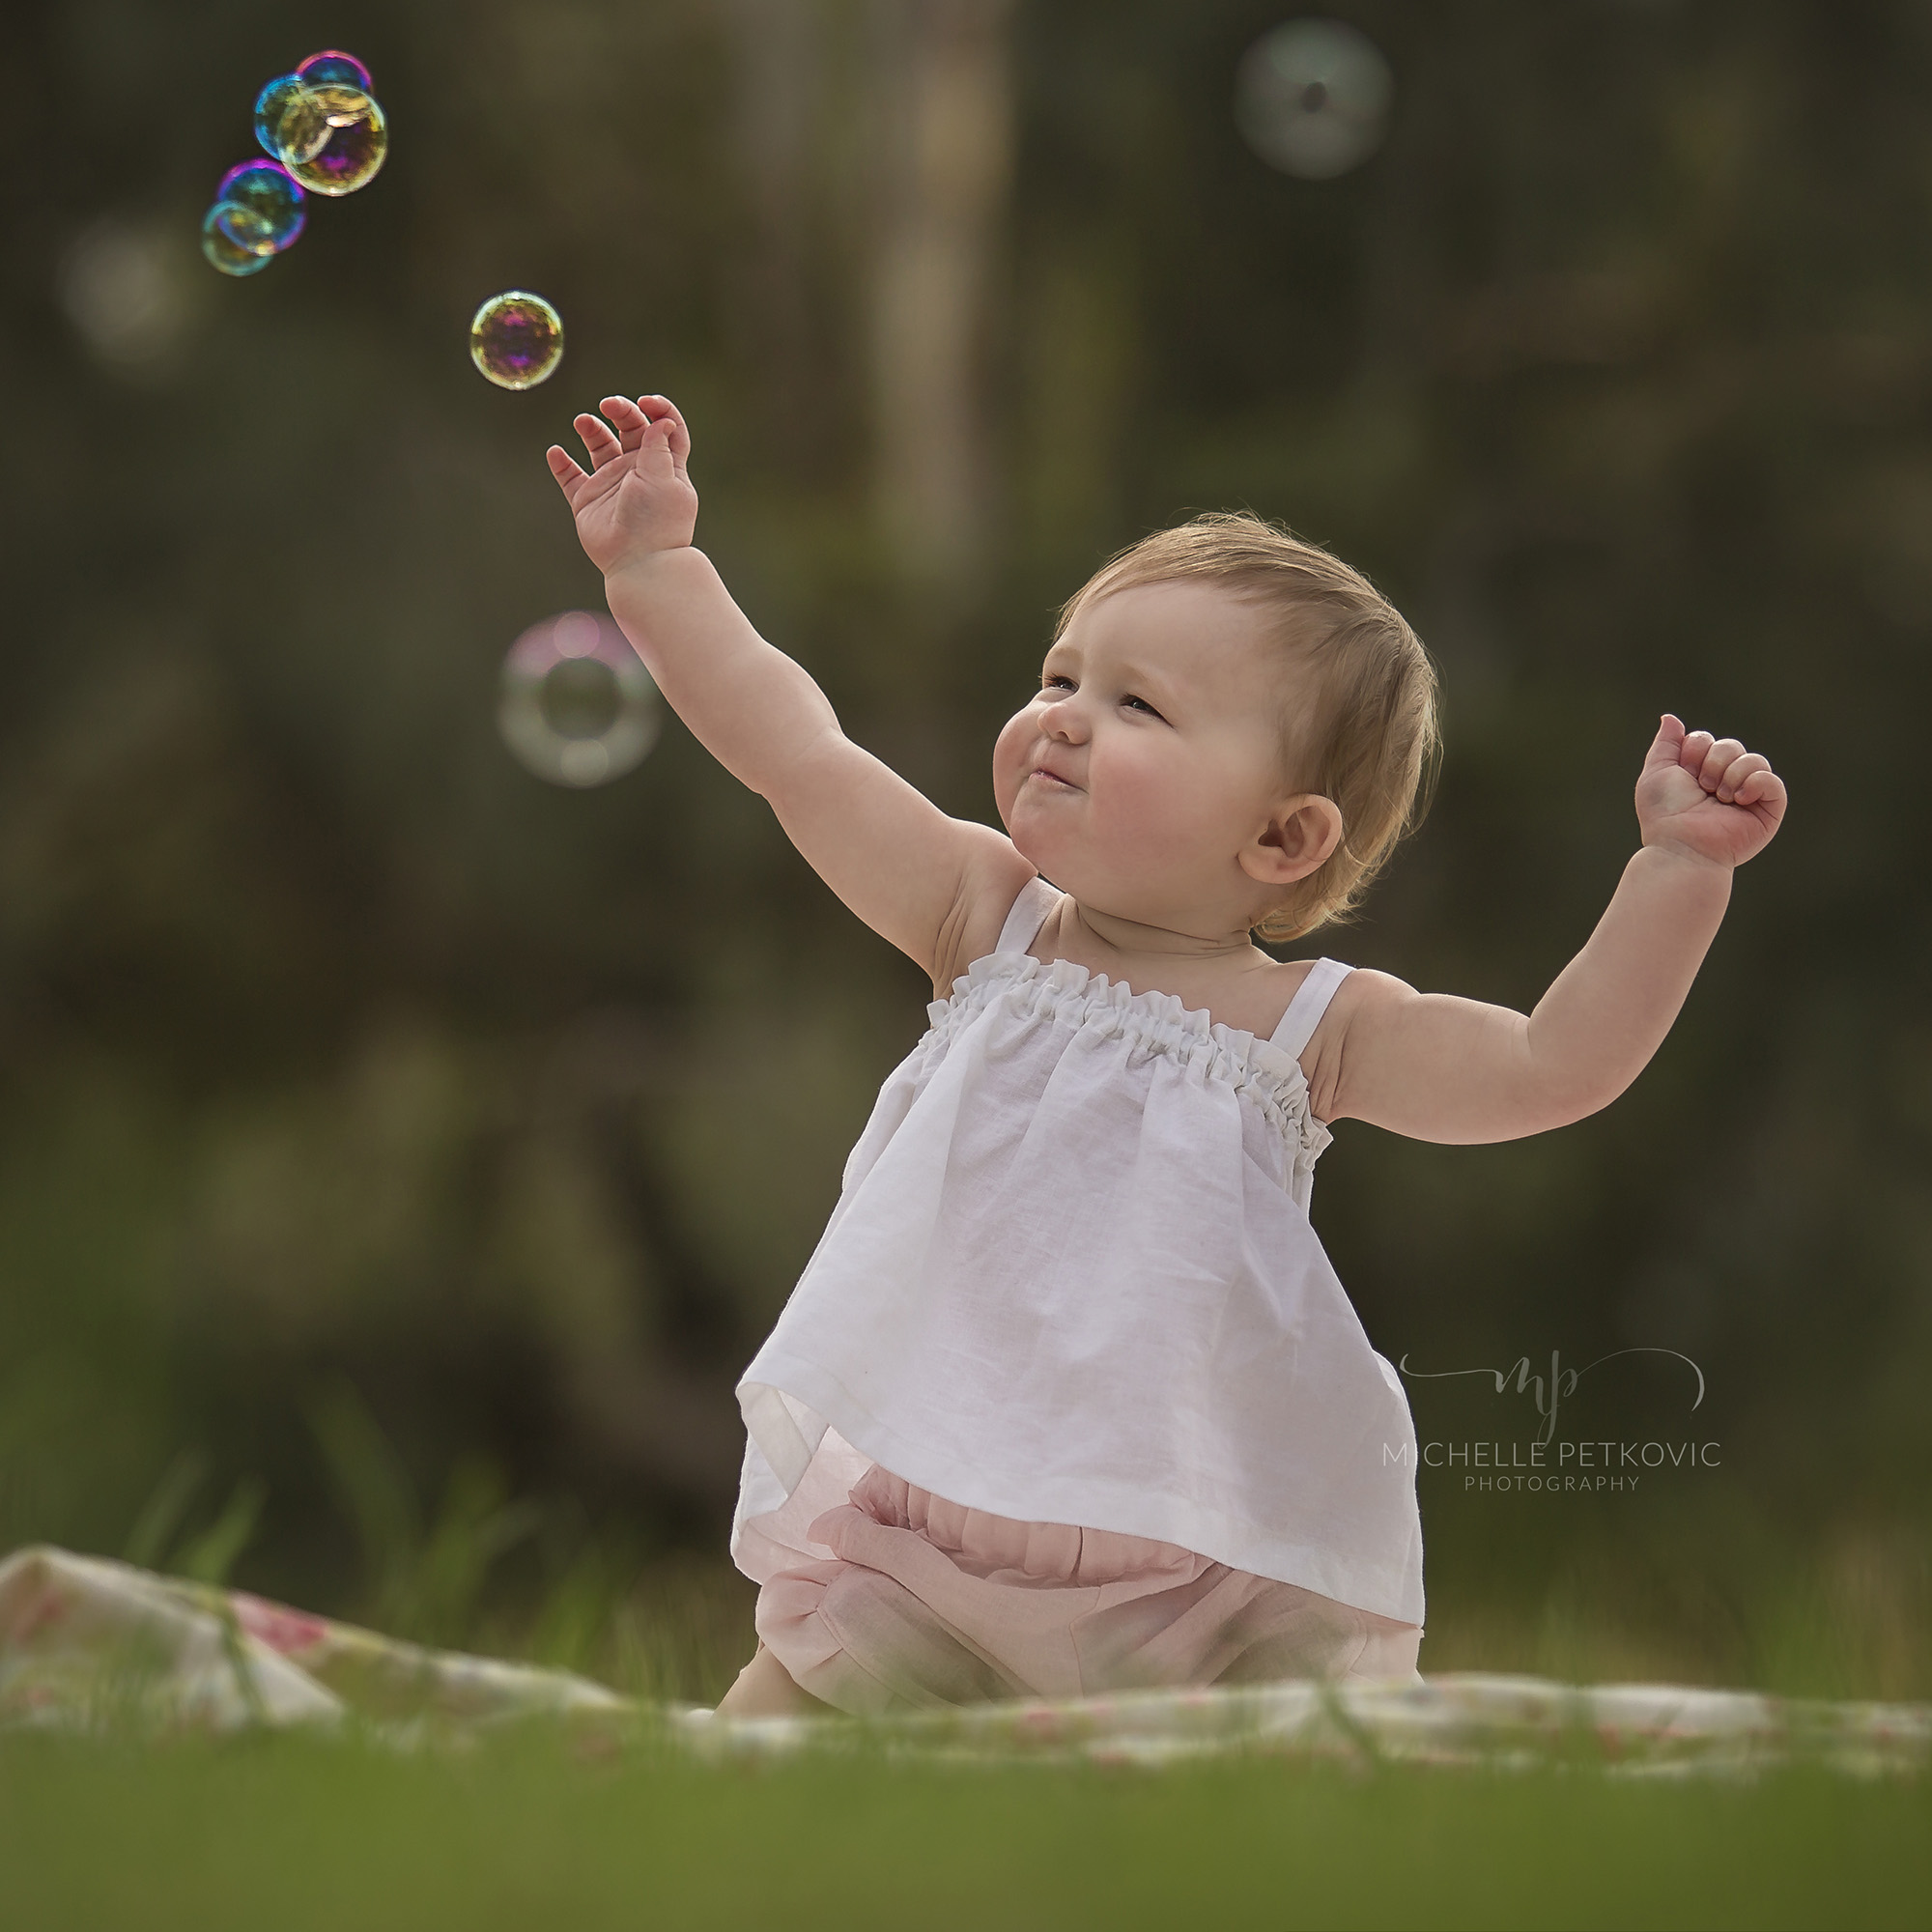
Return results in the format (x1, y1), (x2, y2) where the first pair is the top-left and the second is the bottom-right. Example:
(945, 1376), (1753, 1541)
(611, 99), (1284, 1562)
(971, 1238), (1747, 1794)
(1041, 674), (1076, 695)
(1122, 695), (1166, 719)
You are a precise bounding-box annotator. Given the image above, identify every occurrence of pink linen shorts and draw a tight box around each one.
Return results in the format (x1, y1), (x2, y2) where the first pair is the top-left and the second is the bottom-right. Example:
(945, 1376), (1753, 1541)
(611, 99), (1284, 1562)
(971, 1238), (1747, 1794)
(756, 1463), (1423, 1715)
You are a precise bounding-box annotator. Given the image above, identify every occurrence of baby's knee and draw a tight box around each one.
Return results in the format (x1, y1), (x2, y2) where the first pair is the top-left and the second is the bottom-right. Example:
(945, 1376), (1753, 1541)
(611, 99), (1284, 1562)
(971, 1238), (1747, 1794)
(714, 1641), (823, 1718)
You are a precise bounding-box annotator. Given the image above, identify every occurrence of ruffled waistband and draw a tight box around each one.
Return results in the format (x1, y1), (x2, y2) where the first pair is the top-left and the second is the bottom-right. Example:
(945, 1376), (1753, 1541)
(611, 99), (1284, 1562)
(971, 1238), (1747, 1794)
(915, 952), (1333, 1175)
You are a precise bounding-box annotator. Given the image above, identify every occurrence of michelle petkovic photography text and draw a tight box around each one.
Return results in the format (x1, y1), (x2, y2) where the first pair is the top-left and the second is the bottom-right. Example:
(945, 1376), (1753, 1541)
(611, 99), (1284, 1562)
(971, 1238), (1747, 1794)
(1392, 1347), (1719, 1492)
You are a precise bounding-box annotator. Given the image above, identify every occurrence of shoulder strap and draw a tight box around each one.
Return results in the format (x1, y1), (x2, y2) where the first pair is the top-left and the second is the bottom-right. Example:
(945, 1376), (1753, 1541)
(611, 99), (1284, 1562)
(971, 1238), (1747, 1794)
(994, 875), (1060, 956)
(1268, 958), (1353, 1061)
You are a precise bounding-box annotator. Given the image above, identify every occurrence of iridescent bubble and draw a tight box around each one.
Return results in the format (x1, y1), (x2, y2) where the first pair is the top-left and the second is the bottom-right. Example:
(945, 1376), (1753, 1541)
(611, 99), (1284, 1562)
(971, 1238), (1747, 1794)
(201, 202), (274, 277)
(253, 74), (329, 166)
(470, 292), (564, 390)
(214, 161), (305, 252)
(1236, 19), (1393, 180)
(213, 203), (277, 257)
(296, 48), (373, 92)
(498, 611), (659, 788)
(284, 85), (388, 196)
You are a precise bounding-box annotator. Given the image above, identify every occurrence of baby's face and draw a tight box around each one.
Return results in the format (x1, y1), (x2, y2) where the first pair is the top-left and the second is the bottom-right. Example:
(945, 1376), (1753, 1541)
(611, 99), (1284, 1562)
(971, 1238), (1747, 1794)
(993, 580), (1303, 931)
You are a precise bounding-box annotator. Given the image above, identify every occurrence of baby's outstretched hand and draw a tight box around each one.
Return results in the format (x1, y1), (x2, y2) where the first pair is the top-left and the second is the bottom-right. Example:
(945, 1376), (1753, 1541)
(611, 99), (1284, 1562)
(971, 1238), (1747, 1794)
(1634, 714), (1787, 868)
(546, 394), (697, 575)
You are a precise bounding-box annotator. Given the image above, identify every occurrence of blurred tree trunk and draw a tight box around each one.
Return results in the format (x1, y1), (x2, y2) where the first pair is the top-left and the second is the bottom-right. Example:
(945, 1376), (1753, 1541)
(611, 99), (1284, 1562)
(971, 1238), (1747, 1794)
(867, 0), (1016, 590)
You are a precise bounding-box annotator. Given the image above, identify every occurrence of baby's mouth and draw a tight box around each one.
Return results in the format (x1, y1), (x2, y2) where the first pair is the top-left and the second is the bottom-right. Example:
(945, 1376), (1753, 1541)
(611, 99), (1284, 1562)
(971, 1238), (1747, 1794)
(1029, 765), (1081, 791)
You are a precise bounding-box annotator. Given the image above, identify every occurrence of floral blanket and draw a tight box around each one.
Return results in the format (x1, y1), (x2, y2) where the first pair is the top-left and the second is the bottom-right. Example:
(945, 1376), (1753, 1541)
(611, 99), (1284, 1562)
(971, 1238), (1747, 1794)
(3, 1545), (1925, 1777)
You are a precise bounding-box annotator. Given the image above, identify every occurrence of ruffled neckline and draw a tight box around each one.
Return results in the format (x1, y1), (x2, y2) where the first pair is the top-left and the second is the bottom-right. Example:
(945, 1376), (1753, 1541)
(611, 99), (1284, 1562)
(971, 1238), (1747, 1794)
(920, 948), (1332, 1165)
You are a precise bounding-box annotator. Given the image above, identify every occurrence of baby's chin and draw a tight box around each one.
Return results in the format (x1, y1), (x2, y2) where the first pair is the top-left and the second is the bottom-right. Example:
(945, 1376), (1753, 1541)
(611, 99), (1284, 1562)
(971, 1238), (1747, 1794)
(1003, 792), (1077, 863)
(1006, 821), (1121, 903)
(1005, 822), (1059, 876)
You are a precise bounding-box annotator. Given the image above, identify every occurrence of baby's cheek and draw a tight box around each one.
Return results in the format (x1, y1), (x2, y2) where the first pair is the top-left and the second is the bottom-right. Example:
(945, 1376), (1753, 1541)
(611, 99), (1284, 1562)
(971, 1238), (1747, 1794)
(990, 716), (1033, 810)
(1096, 752), (1201, 857)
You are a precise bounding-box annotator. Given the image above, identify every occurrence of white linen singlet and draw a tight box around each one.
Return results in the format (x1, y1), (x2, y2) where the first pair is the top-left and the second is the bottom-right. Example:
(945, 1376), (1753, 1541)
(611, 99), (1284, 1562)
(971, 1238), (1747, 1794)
(731, 875), (1425, 1625)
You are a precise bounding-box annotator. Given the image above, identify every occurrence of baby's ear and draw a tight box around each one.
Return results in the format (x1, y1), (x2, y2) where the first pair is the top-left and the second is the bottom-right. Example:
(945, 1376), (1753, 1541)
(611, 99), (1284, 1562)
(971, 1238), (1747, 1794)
(1241, 795), (1343, 888)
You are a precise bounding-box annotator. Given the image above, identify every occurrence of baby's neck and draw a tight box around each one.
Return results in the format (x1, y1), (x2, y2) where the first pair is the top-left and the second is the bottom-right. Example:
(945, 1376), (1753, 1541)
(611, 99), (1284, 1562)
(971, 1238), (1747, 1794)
(1069, 899), (1257, 964)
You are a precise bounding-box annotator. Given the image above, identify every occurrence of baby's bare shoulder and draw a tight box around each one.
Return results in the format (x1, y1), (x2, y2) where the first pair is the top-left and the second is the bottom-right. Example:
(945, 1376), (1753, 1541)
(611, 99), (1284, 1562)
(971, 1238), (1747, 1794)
(1329, 965), (1416, 1012)
(1292, 966), (1420, 1115)
(1315, 966), (1427, 1043)
(1291, 962), (1414, 1074)
(1245, 952), (1331, 1041)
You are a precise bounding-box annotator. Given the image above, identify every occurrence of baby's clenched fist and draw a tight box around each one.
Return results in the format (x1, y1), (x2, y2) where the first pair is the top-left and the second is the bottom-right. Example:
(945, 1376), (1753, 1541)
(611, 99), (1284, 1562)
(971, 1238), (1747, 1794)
(1634, 713), (1787, 869)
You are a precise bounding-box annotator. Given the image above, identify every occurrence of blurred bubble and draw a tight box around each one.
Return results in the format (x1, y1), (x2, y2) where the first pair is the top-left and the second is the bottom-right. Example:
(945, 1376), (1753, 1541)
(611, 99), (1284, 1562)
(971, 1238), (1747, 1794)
(254, 75), (330, 166)
(201, 202), (274, 277)
(214, 161), (305, 252)
(296, 48), (372, 92)
(1236, 18), (1393, 180)
(499, 611), (659, 789)
(470, 292), (564, 390)
(284, 84), (387, 196)
(211, 201), (277, 257)
(60, 219), (193, 365)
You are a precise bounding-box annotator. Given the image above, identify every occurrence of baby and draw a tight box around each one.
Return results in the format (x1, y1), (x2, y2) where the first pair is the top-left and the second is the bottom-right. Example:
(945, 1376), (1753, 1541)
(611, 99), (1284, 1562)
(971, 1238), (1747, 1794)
(549, 396), (1786, 1718)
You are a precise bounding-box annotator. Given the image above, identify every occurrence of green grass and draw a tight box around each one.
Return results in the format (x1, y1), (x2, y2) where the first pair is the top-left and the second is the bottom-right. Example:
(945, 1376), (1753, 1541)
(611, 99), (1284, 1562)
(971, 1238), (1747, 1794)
(10, 1395), (1931, 1929)
(2, 1727), (1927, 1932)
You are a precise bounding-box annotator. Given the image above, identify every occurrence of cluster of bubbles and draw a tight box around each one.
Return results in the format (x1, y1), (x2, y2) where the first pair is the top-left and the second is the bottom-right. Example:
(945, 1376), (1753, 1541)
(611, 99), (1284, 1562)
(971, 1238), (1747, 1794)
(203, 50), (387, 278)
(470, 291), (566, 390)
(498, 611), (660, 788)
(1236, 18), (1392, 180)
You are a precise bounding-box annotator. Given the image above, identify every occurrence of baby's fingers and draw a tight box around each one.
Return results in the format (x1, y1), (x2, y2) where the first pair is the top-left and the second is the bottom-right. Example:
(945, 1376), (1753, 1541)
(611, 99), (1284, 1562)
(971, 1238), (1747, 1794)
(1696, 736), (1747, 793)
(574, 411), (624, 469)
(1641, 714), (1688, 779)
(1735, 765), (1788, 820)
(546, 443), (590, 496)
(1715, 751), (1768, 803)
(638, 395), (692, 461)
(1678, 727), (1716, 777)
(599, 395), (652, 453)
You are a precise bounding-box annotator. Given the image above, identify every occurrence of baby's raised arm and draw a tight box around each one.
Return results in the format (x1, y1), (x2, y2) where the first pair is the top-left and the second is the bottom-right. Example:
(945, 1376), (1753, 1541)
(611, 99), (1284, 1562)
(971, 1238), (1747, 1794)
(1311, 716), (1788, 1143)
(547, 396), (1028, 981)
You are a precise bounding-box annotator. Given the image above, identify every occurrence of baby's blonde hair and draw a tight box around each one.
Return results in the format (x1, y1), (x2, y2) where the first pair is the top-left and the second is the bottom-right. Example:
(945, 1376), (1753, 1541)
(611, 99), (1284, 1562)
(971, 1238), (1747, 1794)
(1058, 512), (1439, 943)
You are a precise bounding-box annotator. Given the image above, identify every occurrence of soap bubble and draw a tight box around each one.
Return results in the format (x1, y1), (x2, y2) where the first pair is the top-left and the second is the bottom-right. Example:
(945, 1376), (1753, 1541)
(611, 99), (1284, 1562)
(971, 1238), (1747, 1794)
(285, 84), (387, 196)
(254, 74), (330, 166)
(211, 202), (277, 256)
(1236, 18), (1393, 180)
(499, 611), (659, 788)
(214, 161), (305, 252)
(201, 202), (274, 277)
(297, 48), (372, 92)
(470, 292), (564, 389)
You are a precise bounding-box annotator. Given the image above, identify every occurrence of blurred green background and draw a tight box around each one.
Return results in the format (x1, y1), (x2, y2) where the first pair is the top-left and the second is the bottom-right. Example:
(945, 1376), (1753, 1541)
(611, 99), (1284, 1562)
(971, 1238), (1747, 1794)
(3, 0), (1928, 1701)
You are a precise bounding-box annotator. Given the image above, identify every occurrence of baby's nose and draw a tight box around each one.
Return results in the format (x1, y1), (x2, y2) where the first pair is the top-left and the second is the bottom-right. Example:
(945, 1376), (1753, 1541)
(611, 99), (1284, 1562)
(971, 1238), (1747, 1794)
(1041, 697), (1087, 741)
